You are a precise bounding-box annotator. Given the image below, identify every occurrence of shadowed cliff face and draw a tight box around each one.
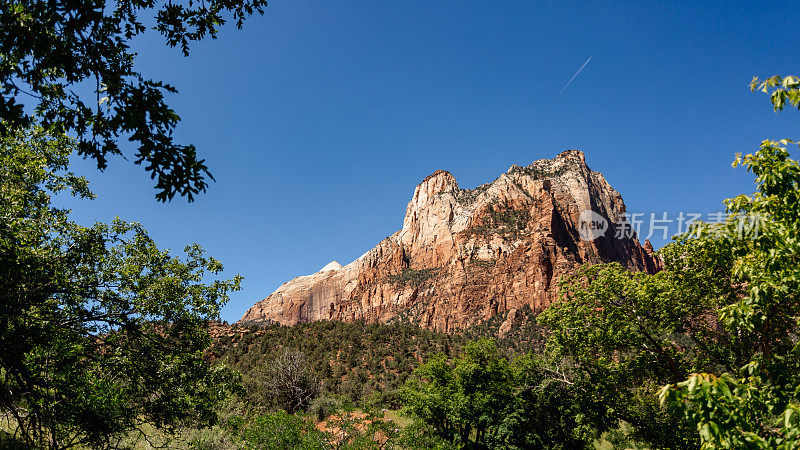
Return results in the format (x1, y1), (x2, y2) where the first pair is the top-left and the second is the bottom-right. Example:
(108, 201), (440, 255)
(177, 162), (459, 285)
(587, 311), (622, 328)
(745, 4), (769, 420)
(240, 150), (661, 333)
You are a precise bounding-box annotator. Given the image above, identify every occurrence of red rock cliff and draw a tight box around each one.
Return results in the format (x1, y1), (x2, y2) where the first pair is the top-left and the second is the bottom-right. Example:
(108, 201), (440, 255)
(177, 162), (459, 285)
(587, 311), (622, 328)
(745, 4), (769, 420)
(239, 150), (661, 332)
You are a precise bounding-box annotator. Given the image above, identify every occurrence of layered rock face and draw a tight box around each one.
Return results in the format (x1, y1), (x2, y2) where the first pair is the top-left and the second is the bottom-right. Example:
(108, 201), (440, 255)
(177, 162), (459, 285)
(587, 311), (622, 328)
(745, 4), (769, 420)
(240, 150), (661, 332)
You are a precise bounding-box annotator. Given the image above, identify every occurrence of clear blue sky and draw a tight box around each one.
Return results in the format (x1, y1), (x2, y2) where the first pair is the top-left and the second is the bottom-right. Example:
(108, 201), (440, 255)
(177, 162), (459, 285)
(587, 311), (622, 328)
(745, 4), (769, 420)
(61, 0), (799, 323)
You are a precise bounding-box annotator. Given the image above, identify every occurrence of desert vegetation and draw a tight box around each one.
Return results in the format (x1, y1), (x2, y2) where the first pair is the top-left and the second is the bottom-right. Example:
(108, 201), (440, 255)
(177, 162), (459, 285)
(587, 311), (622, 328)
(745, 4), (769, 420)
(388, 267), (441, 288)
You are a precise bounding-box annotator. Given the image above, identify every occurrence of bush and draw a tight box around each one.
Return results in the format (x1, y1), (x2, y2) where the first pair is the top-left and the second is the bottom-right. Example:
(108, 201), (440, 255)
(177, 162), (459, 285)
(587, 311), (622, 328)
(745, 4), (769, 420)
(186, 426), (238, 450)
(235, 411), (326, 450)
(309, 395), (341, 423)
(388, 267), (439, 287)
(396, 422), (458, 450)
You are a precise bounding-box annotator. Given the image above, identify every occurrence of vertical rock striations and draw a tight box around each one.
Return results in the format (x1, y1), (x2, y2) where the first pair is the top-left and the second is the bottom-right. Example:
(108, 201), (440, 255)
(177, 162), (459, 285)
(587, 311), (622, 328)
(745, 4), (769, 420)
(239, 150), (661, 332)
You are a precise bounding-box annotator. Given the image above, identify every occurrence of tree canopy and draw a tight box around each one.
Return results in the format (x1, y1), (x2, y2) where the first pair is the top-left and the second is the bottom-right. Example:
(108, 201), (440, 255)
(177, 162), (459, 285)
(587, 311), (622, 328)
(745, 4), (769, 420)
(659, 134), (800, 446)
(0, 0), (267, 201)
(535, 74), (800, 449)
(0, 127), (242, 448)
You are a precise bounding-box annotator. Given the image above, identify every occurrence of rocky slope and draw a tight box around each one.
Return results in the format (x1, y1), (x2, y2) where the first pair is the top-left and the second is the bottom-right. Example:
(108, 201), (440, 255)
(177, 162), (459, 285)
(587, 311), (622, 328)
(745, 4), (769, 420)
(240, 150), (660, 333)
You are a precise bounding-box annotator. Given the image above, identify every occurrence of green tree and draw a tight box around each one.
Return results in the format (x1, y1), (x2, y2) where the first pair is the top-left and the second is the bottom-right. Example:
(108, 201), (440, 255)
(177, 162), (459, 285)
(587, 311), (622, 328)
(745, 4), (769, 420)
(539, 265), (695, 447)
(403, 338), (604, 449)
(536, 221), (761, 448)
(487, 353), (597, 450)
(0, 0), (267, 201)
(402, 338), (513, 448)
(659, 75), (800, 448)
(0, 127), (242, 448)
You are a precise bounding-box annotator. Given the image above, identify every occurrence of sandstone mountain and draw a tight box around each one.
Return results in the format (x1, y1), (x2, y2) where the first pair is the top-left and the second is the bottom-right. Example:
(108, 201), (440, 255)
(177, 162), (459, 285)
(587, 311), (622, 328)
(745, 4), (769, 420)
(240, 150), (661, 333)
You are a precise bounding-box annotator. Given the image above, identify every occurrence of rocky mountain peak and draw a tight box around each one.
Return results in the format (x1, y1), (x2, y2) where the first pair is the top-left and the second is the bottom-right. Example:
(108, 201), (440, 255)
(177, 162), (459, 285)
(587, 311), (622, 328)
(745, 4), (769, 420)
(240, 150), (661, 332)
(556, 149), (587, 164)
(414, 170), (459, 200)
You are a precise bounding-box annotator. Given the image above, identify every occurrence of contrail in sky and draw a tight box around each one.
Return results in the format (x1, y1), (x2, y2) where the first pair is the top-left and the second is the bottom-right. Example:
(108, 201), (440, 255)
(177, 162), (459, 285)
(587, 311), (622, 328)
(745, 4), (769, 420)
(555, 55), (593, 100)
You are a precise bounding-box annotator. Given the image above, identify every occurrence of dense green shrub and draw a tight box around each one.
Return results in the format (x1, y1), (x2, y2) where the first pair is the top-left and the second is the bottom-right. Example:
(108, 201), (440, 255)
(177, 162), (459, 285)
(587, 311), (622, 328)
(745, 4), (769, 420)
(232, 411), (326, 450)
